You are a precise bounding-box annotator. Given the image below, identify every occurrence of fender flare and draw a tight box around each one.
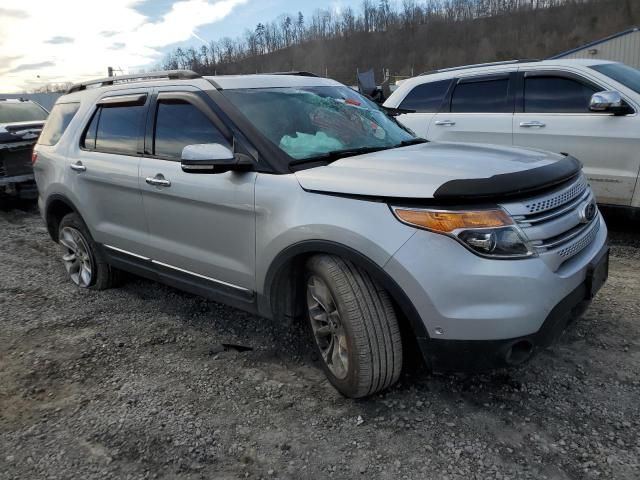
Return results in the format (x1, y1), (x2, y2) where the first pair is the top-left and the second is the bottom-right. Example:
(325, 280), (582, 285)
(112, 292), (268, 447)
(43, 193), (82, 241)
(262, 240), (430, 345)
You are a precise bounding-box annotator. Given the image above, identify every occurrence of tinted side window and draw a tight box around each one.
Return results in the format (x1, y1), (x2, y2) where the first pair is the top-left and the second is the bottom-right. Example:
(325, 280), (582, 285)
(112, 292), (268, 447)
(95, 104), (145, 154)
(524, 76), (598, 113)
(154, 100), (229, 160)
(399, 80), (451, 113)
(451, 78), (511, 113)
(38, 103), (80, 146)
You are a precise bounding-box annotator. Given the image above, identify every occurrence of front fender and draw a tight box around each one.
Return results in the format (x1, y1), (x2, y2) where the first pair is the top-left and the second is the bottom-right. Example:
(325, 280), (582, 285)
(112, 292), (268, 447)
(254, 174), (417, 297)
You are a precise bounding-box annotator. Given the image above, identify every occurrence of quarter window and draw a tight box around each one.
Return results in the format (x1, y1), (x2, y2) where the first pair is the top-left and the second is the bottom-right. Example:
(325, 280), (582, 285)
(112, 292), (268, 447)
(399, 80), (452, 113)
(153, 100), (229, 160)
(524, 76), (598, 113)
(81, 103), (145, 155)
(38, 102), (80, 146)
(82, 109), (99, 150)
(451, 78), (511, 113)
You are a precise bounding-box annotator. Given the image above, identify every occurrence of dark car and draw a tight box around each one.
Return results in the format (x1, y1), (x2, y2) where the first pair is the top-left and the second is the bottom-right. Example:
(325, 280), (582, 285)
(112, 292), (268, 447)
(0, 98), (48, 199)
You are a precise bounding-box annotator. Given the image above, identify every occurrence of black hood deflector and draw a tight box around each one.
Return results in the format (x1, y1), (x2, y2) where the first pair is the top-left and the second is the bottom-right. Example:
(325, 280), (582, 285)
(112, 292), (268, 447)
(433, 155), (582, 201)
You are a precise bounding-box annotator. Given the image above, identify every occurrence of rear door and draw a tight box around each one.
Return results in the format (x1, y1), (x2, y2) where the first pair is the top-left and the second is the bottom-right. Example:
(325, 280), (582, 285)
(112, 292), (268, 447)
(513, 70), (640, 206)
(392, 79), (453, 137)
(67, 90), (149, 254)
(139, 87), (257, 293)
(427, 73), (515, 146)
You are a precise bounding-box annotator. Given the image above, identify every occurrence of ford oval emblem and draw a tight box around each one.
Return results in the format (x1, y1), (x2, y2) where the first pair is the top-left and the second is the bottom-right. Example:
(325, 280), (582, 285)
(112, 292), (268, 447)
(579, 201), (597, 224)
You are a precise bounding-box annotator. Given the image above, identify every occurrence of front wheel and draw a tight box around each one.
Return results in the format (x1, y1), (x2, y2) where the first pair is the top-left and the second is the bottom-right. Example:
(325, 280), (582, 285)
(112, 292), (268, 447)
(305, 255), (403, 398)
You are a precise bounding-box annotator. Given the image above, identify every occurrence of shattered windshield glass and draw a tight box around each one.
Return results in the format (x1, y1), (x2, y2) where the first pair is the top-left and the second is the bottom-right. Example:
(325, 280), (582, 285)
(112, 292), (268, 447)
(222, 86), (415, 161)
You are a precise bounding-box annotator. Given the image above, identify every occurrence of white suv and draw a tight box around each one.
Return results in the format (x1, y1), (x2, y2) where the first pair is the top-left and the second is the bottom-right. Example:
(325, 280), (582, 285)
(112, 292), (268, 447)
(385, 59), (640, 213)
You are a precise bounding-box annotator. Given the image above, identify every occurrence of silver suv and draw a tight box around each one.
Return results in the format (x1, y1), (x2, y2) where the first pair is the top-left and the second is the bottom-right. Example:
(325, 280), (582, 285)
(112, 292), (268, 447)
(34, 71), (609, 398)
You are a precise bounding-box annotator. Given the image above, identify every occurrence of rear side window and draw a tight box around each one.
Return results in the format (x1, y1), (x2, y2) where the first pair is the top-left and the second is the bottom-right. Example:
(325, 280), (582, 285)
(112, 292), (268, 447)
(81, 102), (145, 155)
(153, 100), (229, 160)
(399, 80), (451, 113)
(451, 78), (511, 113)
(38, 103), (79, 146)
(524, 76), (598, 113)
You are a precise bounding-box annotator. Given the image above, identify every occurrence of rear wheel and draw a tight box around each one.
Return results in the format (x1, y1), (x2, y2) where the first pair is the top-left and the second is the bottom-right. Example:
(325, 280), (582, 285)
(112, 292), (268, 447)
(305, 254), (403, 398)
(58, 213), (118, 290)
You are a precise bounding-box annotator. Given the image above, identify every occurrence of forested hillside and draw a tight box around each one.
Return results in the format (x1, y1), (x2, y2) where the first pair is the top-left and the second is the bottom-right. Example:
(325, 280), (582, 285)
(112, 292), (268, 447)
(162, 0), (640, 84)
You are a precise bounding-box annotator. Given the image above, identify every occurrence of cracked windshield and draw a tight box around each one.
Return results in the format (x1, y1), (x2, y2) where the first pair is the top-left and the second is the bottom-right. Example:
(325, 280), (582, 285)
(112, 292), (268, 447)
(223, 86), (414, 160)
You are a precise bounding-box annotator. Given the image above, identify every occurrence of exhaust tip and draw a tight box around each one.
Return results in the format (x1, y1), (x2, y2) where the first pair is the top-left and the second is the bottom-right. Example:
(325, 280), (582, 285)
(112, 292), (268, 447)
(505, 340), (534, 366)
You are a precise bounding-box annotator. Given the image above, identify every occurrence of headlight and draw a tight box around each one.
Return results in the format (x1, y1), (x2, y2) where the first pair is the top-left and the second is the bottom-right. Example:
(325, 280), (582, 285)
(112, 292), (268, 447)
(392, 207), (535, 259)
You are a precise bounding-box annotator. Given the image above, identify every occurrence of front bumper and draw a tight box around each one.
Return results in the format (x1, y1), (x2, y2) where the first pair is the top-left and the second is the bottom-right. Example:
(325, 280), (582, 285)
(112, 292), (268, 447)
(384, 214), (608, 371)
(427, 246), (607, 371)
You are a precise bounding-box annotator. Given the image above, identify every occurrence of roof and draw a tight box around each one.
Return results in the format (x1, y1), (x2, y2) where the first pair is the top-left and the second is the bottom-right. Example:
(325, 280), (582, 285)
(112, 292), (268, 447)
(549, 27), (640, 59)
(56, 73), (344, 107)
(65, 70), (338, 95)
(420, 59), (540, 76)
(207, 74), (342, 90)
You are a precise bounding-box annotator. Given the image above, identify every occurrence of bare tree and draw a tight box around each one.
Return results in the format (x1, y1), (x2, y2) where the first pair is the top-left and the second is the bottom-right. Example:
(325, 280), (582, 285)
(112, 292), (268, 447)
(161, 0), (638, 84)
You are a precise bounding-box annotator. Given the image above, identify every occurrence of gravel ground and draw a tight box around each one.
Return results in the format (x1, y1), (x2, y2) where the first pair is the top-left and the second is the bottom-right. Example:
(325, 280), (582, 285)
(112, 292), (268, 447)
(0, 201), (639, 480)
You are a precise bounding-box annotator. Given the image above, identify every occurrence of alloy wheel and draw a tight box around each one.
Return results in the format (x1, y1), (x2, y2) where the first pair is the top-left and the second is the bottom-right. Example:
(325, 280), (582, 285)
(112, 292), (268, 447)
(307, 275), (349, 379)
(59, 226), (93, 288)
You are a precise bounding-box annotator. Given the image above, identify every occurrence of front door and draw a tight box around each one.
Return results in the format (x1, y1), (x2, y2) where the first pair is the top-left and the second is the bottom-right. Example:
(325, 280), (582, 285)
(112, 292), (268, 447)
(139, 89), (257, 293)
(513, 71), (640, 206)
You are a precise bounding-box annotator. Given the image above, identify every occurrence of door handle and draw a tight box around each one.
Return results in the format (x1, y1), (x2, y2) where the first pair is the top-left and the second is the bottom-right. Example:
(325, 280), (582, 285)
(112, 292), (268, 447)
(434, 120), (456, 127)
(519, 121), (546, 128)
(70, 161), (86, 172)
(145, 175), (171, 187)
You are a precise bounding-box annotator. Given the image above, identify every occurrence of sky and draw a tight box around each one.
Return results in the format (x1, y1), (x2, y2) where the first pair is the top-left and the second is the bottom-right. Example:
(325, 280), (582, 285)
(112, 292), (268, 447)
(0, 0), (363, 93)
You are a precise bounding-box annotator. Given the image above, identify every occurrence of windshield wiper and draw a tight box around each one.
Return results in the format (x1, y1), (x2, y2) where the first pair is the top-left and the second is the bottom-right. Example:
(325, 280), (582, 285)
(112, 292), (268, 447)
(289, 139), (429, 169)
(397, 138), (429, 147)
(290, 146), (393, 166)
(381, 106), (416, 116)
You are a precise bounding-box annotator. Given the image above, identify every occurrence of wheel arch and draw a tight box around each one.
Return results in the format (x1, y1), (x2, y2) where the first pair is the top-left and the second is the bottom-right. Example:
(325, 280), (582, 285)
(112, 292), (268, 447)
(261, 240), (430, 346)
(44, 194), (82, 242)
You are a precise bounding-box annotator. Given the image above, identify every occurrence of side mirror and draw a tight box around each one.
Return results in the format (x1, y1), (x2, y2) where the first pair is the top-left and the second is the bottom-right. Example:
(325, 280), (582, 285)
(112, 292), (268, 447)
(589, 91), (632, 115)
(181, 144), (253, 174)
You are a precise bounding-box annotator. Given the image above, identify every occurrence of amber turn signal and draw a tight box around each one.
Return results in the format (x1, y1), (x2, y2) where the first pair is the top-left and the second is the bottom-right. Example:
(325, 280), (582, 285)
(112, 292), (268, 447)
(393, 208), (512, 233)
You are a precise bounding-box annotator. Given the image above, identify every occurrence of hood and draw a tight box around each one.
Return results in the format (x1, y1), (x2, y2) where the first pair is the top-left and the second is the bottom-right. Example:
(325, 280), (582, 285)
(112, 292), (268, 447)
(294, 142), (578, 201)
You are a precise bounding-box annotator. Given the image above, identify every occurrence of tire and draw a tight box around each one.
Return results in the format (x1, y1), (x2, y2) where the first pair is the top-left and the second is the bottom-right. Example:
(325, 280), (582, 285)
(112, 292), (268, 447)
(58, 213), (118, 290)
(305, 254), (403, 398)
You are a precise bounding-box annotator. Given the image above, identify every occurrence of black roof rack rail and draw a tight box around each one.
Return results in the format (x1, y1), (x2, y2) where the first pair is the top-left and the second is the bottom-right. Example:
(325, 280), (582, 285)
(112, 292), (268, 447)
(420, 59), (540, 76)
(268, 71), (319, 77)
(66, 70), (201, 94)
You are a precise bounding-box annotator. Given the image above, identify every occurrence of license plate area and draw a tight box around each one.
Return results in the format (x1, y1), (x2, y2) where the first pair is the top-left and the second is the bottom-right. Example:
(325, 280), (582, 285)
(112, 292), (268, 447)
(586, 248), (609, 300)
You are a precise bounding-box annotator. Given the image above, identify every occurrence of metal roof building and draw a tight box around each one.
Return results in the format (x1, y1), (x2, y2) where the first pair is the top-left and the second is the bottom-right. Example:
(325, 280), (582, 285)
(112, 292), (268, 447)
(550, 27), (640, 68)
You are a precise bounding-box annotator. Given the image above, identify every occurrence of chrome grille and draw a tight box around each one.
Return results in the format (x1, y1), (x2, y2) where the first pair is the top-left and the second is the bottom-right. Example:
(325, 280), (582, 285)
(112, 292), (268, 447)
(501, 174), (600, 270)
(524, 175), (587, 213)
(557, 219), (600, 258)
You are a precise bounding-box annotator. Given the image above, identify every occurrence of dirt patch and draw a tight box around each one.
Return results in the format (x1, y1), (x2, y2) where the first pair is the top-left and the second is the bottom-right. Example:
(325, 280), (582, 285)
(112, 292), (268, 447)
(1, 203), (638, 479)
